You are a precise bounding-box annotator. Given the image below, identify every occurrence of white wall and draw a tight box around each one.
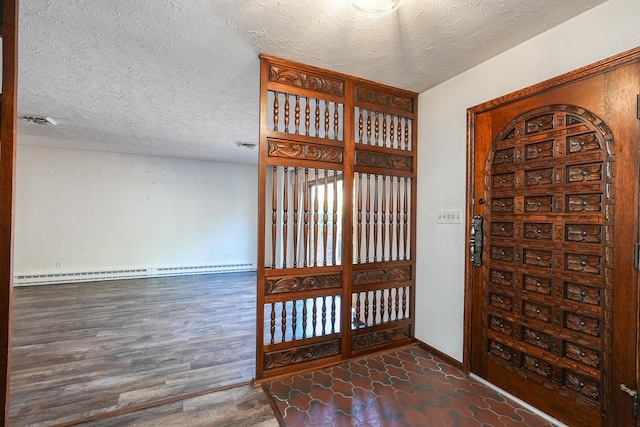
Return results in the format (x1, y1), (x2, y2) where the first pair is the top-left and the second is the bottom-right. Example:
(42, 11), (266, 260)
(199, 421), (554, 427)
(14, 145), (257, 276)
(415, 0), (640, 361)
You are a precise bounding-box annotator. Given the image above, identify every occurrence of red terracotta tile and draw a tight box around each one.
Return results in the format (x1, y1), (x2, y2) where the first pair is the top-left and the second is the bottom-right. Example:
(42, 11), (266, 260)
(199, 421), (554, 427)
(514, 408), (556, 426)
(267, 345), (556, 427)
(366, 357), (389, 373)
(267, 381), (292, 401)
(332, 377), (355, 397)
(369, 368), (394, 385)
(388, 378), (418, 397)
(307, 399), (337, 425)
(286, 390), (314, 412)
(288, 374), (315, 393)
(281, 405), (311, 426)
(310, 370), (335, 388)
(470, 405), (504, 426)
(457, 388), (492, 410)
(309, 384), (334, 405)
(332, 410), (358, 427)
(485, 398), (522, 420)
(440, 394), (475, 417)
(386, 364), (409, 380)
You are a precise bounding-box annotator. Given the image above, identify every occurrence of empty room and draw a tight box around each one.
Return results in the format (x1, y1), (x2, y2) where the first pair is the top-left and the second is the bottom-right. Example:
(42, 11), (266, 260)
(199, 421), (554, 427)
(1, 0), (639, 426)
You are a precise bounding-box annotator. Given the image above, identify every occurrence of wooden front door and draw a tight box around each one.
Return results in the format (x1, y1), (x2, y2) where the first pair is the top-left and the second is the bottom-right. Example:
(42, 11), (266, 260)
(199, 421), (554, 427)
(467, 48), (640, 427)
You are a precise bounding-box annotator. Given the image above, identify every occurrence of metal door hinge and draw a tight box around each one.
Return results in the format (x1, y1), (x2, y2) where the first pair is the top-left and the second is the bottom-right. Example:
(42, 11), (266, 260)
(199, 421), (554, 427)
(620, 384), (638, 419)
(635, 244), (640, 269)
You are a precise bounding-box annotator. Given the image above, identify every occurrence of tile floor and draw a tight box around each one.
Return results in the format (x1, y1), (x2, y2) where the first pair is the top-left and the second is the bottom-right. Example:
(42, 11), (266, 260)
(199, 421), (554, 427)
(266, 345), (560, 427)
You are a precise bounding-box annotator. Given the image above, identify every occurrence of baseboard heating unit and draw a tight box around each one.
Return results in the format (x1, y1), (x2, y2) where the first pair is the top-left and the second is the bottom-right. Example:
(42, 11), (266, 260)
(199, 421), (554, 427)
(14, 264), (256, 286)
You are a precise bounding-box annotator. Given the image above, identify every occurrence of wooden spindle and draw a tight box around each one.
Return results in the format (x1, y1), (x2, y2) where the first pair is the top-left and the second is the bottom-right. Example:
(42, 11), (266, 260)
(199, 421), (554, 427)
(388, 175), (394, 262)
(382, 113), (387, 147)
(397, 117), (403, 150)
(332, 171), (338, 265)
(312, 297), (318, 337)
(374, 112), (380, 146)
(394, 287), (400, 321)
(281, 302), (287, 343)
(357, 173), (363, 264)
(403, 177), (408, 260)
(292, 300), (298, 340)
(305, 96), (310, 136)
(324, 100), (330, 139)
(273, 92), (279, 132)
(380, 290), (386, 324)
(374, 174), (379, 262)
(334, 102), (339, 140)
(365, 174), (371, 263)
(402, 287), (408, 319)
(294, 95), (300, 134)
(293, 168), (299, 268)
(387, 288), (393, 321)
(355, 293), (361, 328)
(303, 169), (309, 267)
(323, 170), (329, 266)
(381, 175), (387, 262)
(390, 115), (395, 149)
(284, 94), (290, 133)
(396, 177), (401, 261)
(405, 118), (410, 150)
(282, 166), (288, 268)
(315, 98), (320, 137)
(321, 296), (327, 336)
(331, 295), (336, 334)
(358, 108), (363, 143)
(313, 169), (319, 266)
(271, 166), (277, 269)
(366, 110), (372, 145)
(372, 291), (378, 325)
(364, 291), (370, 326)
(270, 303), (276, 344)
(302, 298), (308, 339)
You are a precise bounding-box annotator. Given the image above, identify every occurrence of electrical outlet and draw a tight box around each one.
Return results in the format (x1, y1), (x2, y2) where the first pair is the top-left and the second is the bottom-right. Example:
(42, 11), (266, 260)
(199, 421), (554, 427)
(56, 261), (63, 269)
(437, 209), (463, 224)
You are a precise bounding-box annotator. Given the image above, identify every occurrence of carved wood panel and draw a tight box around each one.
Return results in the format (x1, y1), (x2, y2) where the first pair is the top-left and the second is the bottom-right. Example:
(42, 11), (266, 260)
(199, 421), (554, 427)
(258, 55), (417, 380)
(484, 105), (614, 417)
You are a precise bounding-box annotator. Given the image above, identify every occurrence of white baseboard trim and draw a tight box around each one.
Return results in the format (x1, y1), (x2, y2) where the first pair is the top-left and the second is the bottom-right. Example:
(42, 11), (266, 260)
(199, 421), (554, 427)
(469, 373), (569, 427)
(14, 263), (256, 286)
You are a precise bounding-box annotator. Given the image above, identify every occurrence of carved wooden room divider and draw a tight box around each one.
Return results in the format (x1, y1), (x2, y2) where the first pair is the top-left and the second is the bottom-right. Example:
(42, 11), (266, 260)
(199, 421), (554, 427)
(256, 55), (417, 380)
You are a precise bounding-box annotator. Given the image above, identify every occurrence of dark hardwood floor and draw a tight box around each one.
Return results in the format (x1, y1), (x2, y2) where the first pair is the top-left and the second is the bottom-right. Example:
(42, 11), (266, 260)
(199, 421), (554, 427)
(9, 272), (257, 427)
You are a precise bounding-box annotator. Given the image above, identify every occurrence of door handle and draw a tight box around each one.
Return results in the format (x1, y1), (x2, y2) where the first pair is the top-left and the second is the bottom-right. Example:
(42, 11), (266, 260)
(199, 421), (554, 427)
(620, 384), (639, 419)
(470, 215), (484, 267)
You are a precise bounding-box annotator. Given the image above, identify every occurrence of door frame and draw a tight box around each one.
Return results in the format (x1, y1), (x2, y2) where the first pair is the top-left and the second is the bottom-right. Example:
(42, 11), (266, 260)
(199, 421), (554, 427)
(464, 46), (640, 425)
(0, 0), (19, 425)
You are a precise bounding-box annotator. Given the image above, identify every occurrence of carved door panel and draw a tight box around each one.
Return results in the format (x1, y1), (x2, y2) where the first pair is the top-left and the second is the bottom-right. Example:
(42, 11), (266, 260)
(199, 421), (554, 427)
(468, 53), (640, 427)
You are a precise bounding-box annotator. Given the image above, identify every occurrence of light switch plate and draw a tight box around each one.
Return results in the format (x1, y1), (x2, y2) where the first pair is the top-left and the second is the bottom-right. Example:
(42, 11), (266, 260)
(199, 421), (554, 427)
(437, 209), (463, 224)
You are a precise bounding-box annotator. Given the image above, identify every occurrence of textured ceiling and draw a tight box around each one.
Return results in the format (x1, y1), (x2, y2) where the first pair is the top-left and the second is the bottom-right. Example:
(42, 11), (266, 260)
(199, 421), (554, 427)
(18, 0), (607, 164)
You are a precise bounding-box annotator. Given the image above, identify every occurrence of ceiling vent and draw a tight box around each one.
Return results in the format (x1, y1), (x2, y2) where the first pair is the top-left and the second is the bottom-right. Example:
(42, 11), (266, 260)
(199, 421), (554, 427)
(21, 115), (58, 126)
(236, 141), (257, 149)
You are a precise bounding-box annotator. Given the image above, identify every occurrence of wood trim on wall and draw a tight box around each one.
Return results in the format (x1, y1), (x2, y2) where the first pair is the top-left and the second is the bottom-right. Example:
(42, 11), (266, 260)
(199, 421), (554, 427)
(0, 0), (18, 425)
